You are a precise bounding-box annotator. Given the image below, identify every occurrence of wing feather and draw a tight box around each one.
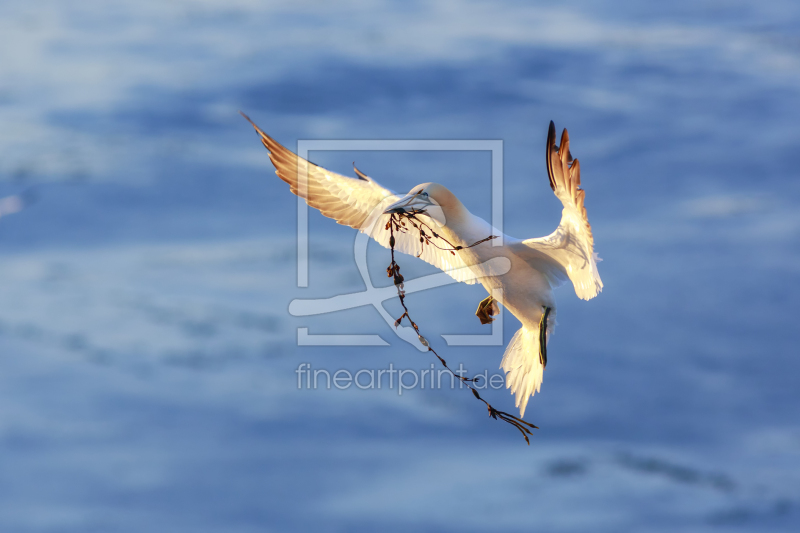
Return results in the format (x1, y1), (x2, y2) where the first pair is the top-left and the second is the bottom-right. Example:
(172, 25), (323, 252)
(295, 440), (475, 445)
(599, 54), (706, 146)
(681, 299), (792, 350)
(516, 121), (602, 300)
(243, 113), (477, 284)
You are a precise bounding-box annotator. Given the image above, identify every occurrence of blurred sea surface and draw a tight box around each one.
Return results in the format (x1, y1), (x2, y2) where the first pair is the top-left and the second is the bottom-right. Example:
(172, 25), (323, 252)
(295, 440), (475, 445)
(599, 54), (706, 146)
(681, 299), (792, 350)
(0, 1), (799, 531)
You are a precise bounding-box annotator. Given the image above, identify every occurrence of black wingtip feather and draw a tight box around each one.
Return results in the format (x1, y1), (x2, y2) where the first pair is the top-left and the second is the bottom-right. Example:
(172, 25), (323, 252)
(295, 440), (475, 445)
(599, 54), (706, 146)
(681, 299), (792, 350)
(546, 121), (557, 191)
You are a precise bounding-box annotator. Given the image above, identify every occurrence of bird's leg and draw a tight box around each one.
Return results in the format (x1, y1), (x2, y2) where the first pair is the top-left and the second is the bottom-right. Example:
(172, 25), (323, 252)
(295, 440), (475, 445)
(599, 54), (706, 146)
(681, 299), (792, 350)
(475, 295), (499, 325)
(539, 306), (551, 368)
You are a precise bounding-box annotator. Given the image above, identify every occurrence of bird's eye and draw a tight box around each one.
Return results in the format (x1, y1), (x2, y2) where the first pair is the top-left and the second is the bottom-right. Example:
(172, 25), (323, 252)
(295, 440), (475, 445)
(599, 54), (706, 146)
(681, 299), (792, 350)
(422, 192), (429, 197)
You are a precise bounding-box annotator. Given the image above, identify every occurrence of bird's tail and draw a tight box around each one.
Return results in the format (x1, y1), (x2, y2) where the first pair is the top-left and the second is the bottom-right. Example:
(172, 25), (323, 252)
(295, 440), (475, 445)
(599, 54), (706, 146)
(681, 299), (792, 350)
(500, 317), (551, 417)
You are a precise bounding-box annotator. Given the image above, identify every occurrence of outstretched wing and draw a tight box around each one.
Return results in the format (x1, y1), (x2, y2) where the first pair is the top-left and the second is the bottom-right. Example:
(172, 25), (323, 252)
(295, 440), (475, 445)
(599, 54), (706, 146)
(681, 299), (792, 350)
(243, 113), (477, 284)
(513, 121), (603, 300)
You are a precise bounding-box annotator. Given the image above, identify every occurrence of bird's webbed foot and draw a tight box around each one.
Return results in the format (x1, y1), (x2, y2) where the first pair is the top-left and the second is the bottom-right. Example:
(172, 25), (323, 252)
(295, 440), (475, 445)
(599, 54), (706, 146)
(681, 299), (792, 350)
(539, 306), (551, 368)
(475, 295), (500, 325)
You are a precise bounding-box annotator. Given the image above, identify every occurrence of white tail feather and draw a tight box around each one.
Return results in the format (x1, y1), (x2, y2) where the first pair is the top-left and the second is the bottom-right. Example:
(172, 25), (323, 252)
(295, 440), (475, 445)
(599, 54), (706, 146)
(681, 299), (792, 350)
(500, 325), (549, 417)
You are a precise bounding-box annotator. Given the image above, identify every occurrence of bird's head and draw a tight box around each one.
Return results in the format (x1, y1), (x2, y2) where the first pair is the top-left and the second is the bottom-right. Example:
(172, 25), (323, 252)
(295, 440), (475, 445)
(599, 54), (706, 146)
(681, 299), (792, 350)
(383, 183), (463, 226)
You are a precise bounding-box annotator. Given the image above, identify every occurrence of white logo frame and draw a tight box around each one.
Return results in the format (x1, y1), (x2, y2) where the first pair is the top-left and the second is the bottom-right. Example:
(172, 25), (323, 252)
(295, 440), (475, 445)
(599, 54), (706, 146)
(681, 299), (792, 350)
(290, 139), (505, 350)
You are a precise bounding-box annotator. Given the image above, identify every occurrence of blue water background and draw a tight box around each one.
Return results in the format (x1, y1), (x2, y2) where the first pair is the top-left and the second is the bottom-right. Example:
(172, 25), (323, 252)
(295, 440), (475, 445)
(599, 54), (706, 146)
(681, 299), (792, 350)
(0, 1), (799, 531)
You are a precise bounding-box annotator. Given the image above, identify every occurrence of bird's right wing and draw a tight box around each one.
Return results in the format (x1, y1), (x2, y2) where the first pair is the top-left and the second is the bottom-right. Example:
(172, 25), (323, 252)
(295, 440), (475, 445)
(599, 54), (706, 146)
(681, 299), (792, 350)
(513, 122), (603, 300)
(243, 113), (478, 284)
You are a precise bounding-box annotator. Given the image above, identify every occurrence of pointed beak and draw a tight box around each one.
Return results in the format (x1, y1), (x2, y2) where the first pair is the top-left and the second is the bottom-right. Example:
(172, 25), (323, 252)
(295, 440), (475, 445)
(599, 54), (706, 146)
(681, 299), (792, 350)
(383, 192), (435, 215)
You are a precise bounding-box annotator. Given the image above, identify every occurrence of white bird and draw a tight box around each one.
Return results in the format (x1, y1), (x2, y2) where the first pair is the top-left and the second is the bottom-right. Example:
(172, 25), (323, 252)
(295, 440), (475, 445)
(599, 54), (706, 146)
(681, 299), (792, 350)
(243, 114), (602, 417)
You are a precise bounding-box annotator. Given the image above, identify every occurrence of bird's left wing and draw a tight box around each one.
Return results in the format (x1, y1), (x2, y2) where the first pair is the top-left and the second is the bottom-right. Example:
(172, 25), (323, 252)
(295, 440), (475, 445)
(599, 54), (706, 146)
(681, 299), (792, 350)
(243, 114), (477, 284)
(512, 122), (603, 300)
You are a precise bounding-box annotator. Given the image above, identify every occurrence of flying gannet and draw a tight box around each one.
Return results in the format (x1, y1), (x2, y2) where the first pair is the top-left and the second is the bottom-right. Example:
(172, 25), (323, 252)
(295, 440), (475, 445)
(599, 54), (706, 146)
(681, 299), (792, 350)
(243, 114), (602, 417)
